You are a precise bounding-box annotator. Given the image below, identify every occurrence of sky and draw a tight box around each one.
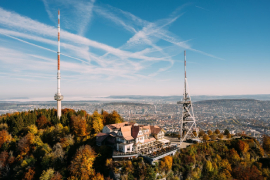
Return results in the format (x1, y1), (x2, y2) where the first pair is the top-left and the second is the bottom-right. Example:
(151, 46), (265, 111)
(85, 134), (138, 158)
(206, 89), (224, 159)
(0, 0), (269, 100)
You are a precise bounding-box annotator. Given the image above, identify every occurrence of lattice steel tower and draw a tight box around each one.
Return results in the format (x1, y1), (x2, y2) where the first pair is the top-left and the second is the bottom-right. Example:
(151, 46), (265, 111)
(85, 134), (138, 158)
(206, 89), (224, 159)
(177, 51), (198, 144)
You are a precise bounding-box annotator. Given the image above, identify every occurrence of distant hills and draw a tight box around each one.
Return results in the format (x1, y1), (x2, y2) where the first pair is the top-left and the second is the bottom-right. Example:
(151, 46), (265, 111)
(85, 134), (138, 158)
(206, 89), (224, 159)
(108, 94), (270, 102)
(1, 94), (270, 103)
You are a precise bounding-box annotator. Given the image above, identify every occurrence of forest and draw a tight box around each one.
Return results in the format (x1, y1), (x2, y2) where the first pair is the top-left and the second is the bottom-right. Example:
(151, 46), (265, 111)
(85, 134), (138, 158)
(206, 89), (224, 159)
(0, 108), (123, 179)
(0, 108), (270, 180)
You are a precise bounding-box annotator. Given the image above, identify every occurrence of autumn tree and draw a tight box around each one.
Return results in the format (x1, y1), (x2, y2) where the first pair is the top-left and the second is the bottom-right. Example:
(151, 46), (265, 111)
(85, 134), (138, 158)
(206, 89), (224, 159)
(232, 165), (264, 180)
(203, 134), (210, 142)
(198, 130), (205, 137)
(214, 129), (220, 134)
(92, 173), (104, 180)
(0, 130), (12, 148)
(71, 116), (88, 137)
(23, 168), (35, 180)
(36, 115), (49, 129)
(50, 172), (63, 180)
(263, 135), (270, 155)
(0, 151), (9, 169)
(101, 110), (109, 125)
(207, 130), (213, 136)
(192, 131), (197, 137)
(218, 134), (224, 139)
(236, 140), (249, 153)
(159, 156), (173, 172)
(18, 133), (34, 155)
(92, 111), (104, 134)
(106, 111), (123, 124)
(69, 145), (96, 179)
(210, 135), (217, 140)
(40, 168), (55, 180)
(145, 165), (156, 180)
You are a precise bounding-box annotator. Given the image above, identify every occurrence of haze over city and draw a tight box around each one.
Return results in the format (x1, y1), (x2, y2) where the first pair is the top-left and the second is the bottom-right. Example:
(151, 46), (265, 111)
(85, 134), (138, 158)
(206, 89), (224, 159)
(0, 0), (269, 101)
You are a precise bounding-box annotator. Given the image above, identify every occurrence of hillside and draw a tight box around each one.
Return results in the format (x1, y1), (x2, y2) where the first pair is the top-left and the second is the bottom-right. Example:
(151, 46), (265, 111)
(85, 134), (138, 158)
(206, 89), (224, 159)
(0, 109), (270, 180)
(110, 138), (270, 180)
(0, 109), (123, 179)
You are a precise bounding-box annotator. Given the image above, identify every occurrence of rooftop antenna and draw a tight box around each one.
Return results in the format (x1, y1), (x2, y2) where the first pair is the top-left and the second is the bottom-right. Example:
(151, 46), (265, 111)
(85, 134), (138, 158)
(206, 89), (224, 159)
(54, 10), (64, 119)
(177, 50), (198, 145)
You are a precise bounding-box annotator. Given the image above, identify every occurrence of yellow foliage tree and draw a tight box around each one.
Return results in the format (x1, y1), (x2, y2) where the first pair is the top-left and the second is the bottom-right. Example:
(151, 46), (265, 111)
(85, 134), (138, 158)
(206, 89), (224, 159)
(92, 115), (104, 134)
(236, 140), (249, 153)
(27, 125), (38, 135)
(207, 130), (213, 136)
(203, 134), (210, 142)
(218, 134), (224, 139)
(229, 148), (240, 163)
(161, 156), (173, 172)
(40, 168), (54, 180)
(205, 161), (214, 172)
(69, 145), (96, 179)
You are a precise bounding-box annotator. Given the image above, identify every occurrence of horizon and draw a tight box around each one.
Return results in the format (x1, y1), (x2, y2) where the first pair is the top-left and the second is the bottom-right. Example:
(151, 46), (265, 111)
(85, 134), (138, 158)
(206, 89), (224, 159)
(1, 93), (270, 102)
(0, 0), (269, 99)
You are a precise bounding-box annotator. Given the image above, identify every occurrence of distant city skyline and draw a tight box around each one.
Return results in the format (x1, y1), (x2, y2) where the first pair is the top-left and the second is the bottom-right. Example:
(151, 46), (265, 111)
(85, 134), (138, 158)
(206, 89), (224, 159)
(0, 0), (269, 100)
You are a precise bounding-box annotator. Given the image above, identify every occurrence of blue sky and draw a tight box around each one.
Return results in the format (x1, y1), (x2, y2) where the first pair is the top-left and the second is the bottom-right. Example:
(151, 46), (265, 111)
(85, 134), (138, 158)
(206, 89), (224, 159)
(0, 0), (269, 100)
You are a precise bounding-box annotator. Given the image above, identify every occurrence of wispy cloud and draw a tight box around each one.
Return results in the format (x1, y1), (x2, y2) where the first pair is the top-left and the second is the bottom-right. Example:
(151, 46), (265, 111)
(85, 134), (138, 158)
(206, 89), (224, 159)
(0, 2), (222, 87)
(195, 6), (208, 11)
(42, 0), (96, 36)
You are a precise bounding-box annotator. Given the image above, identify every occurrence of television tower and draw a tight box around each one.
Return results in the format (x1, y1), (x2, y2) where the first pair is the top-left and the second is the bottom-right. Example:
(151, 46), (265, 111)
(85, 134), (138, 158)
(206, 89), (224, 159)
(177, 50), (198, 144)
(54, 10), (63, 119)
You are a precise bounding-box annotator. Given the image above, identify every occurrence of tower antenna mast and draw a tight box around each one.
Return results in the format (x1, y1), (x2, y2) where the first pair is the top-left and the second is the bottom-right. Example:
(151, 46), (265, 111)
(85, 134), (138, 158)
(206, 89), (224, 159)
(54, 10), (63, 119)
(177, 50), (198, 145)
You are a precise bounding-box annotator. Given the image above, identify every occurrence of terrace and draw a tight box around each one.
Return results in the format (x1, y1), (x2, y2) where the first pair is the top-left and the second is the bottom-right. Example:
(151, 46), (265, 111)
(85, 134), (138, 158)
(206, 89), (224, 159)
(143, 145), (179, 165)
(112, 139), (174, 161)
(112, 150), (138, 159)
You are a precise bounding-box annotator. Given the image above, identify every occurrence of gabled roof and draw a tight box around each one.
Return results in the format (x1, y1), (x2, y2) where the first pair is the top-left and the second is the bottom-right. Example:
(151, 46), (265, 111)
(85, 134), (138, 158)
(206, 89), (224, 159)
(120, 126), (134, 140)
(150, 125), (161, 134)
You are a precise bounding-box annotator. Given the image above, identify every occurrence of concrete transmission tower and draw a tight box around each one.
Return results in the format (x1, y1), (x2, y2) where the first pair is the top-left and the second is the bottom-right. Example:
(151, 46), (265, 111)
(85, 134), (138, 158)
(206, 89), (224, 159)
(54, 10), (63, 119)
(177, 51), (198, 144)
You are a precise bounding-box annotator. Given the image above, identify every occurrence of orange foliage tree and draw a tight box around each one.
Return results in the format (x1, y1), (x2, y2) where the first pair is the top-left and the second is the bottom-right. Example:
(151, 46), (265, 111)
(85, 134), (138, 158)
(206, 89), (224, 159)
(23, 168), (35, 180)
(0, 130), (11, 148)
(160, 156), (173, 172)
(214, 129), (220, 134)
(50, 172), (63, 180)
(71, 116), (88, 137)
(69, 145), (97, 179)
(236, 140), (249, 153)
(36, 115), (49, 129)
